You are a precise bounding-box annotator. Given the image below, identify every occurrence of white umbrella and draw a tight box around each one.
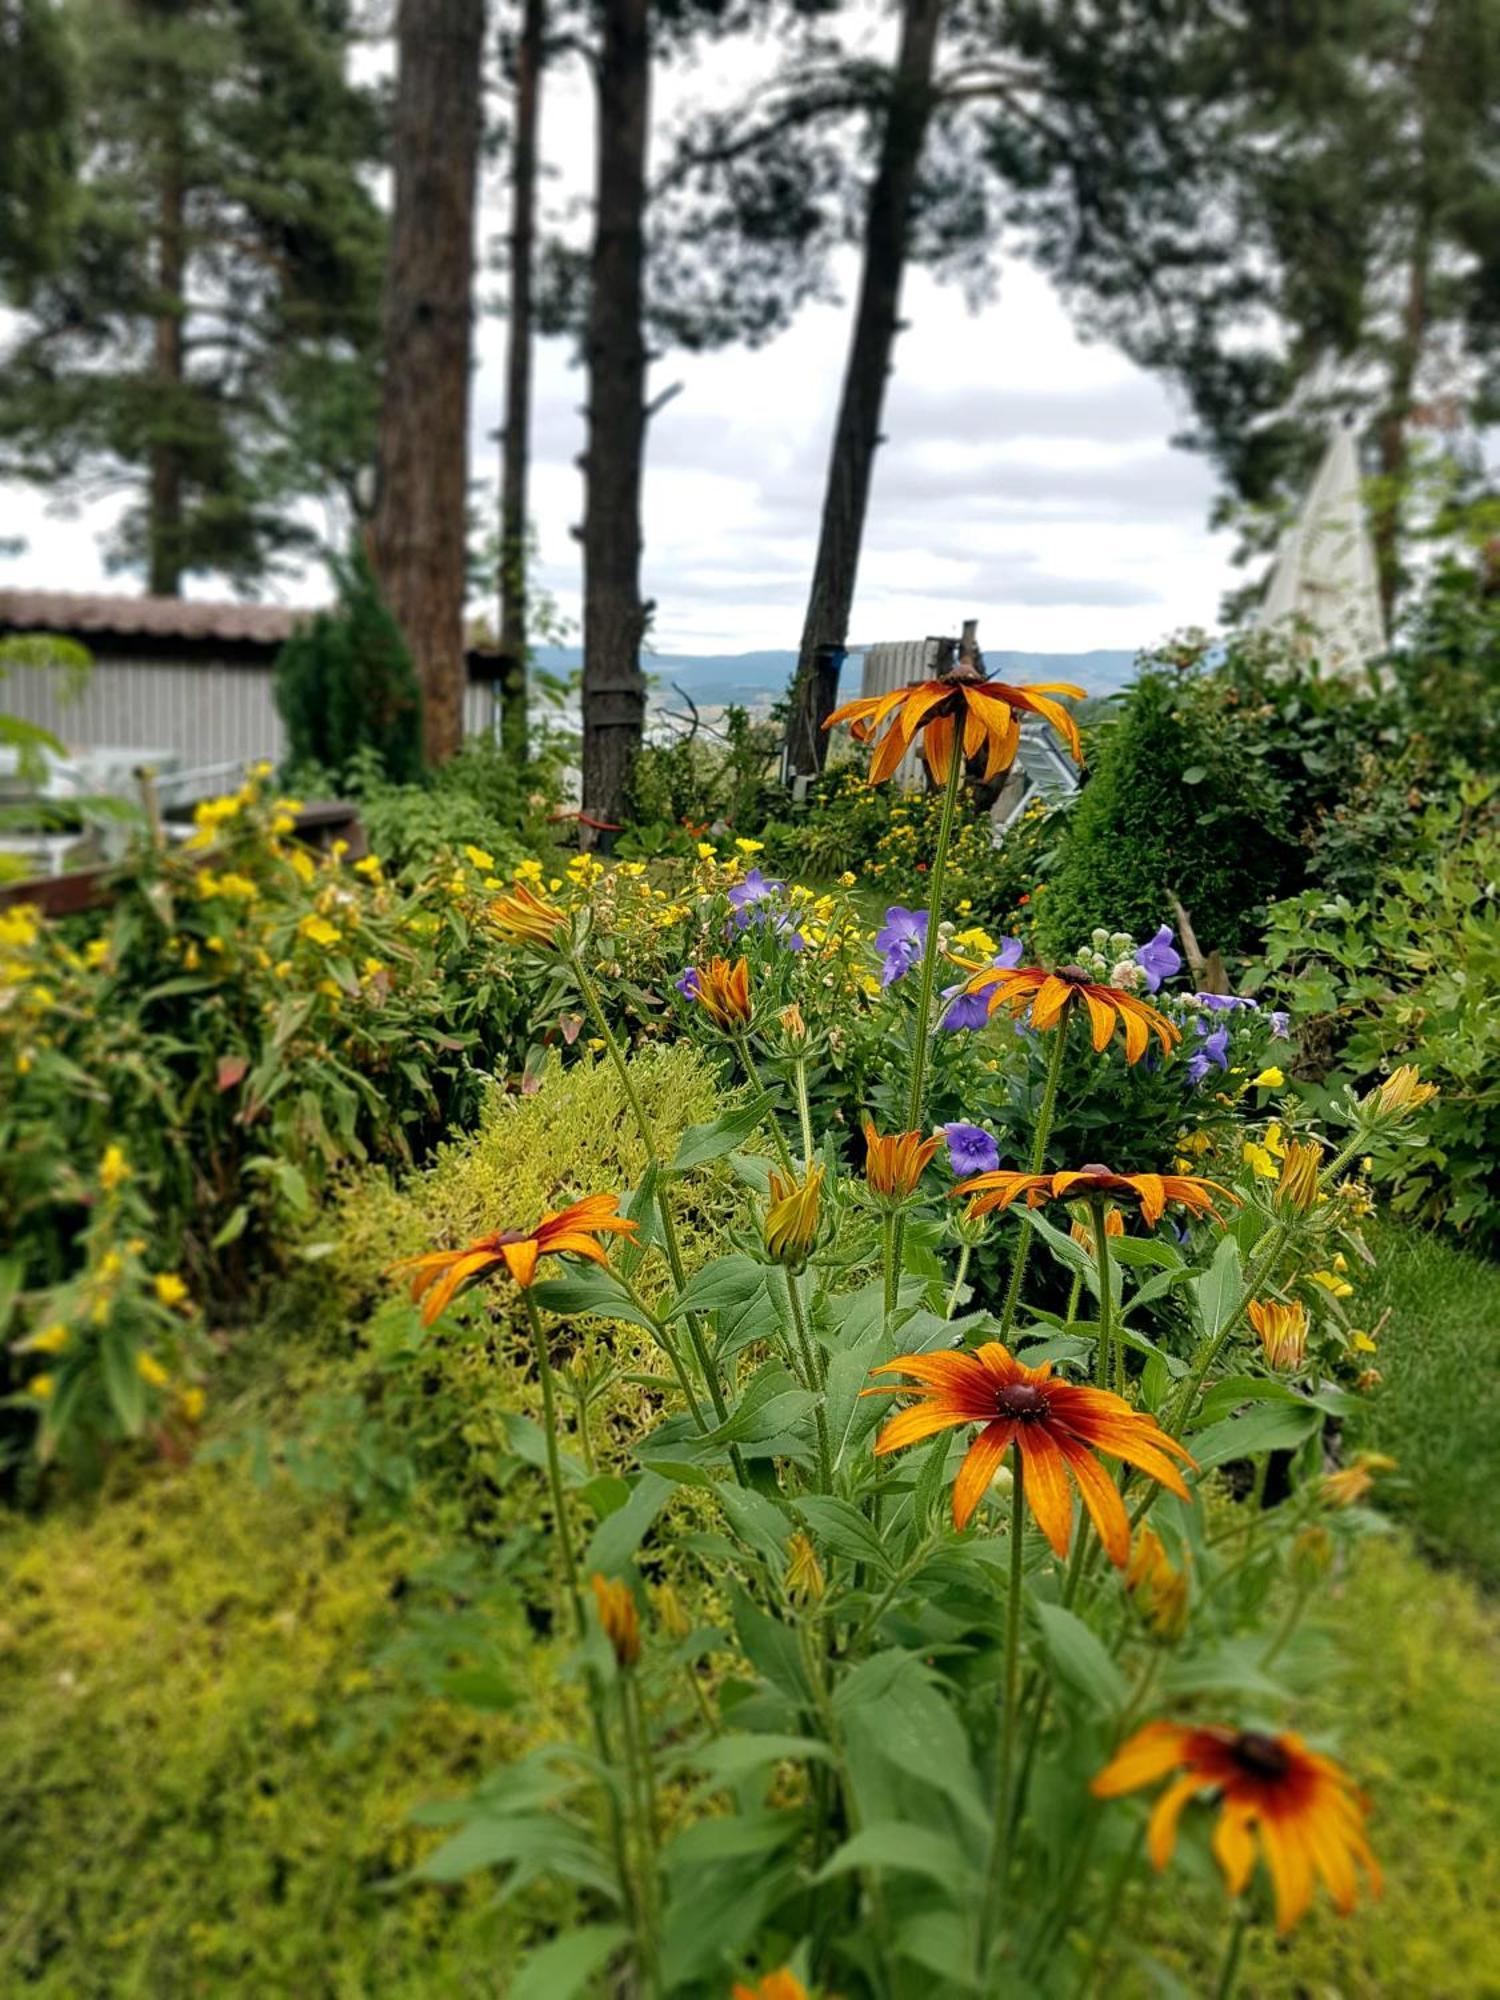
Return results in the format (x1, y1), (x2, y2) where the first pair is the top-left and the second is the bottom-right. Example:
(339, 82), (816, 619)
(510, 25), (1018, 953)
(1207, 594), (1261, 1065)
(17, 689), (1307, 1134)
(1255, 425), (1388, 689)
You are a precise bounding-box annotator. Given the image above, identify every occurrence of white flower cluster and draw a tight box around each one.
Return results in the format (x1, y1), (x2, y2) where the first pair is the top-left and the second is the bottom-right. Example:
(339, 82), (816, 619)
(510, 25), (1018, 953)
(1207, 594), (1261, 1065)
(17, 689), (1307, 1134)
(1078, 929), (1147, 993)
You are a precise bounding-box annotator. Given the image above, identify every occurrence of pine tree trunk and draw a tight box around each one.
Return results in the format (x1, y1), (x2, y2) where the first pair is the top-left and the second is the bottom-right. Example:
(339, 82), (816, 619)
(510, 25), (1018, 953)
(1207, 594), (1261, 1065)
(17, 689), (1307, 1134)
(579, 0), (650, 848)
(373, 0), (485, 768)
(148, 141), (186, 598)
(784, 0), (944, 779)
(497, 0), (544, 763)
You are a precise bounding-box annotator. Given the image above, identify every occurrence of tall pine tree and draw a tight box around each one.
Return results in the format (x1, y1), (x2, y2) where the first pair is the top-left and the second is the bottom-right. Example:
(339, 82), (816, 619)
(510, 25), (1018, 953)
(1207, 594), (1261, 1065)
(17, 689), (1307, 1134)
(0, 0), (384, 594)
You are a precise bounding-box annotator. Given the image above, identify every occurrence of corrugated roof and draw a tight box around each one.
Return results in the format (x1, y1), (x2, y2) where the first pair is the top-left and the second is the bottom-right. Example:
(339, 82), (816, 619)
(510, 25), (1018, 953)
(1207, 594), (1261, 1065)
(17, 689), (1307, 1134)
(0, 589), (501, 663)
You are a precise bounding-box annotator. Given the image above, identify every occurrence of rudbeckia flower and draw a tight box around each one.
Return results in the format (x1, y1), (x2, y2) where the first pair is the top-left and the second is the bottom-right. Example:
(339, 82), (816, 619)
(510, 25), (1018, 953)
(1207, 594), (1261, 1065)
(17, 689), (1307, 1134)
(765, 1164), (824, 1266)
(390, 1195), (637, 1323)
(952, 1164), (1233, 1228)
(863, 1119), (941, 1199)
(824, 664), (1084, 786)
(733, 1973), (808, 2000)
(1249, 1297), (1308, 1371)
(865, 1342), (1194, 1558)
(961, 963), (1179, 1064)
(1091, 1722), (1381, 1933)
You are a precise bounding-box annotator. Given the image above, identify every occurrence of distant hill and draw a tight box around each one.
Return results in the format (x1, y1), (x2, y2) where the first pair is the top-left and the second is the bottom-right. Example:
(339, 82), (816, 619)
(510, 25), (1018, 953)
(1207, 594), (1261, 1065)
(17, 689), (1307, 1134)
(532, 646), (1138, 705)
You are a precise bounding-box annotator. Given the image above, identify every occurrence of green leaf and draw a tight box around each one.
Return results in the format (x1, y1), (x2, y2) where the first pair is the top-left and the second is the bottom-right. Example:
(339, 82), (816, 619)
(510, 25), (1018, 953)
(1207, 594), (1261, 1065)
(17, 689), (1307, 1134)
(729, 1584), (810, 1704)
(418, 1814), (614, 1896)
(1034, 1603), (1129, 1710)
(670, 1092), (780, 1173)
(533, 1265), (656, 1332)
(717, 1483), (792, 1571)
(1189, 1402), (1322, 1468)
(683, 1733), (834, 1787)
(813, 1821), (971, 1889)
(584, 1472), (673, 1574)
(211, 1203), (250, 1249)
(793, 1495), (893, 1574)
(510, 1924), (629, 2000)
(101, 1339), (146, 1436)
(1193, 1233), (1245, 1341)
(665, 1254), (766, 1321)
(664, 1811), (798, 1865)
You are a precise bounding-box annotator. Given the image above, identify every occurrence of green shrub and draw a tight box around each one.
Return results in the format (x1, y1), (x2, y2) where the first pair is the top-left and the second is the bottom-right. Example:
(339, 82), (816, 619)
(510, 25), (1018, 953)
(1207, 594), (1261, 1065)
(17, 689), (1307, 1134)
(1259, 786), (1500, 1244)
(273, 550), (424, 783)
(1036, 643), (1411, 964)
(620, 706), (782, 857)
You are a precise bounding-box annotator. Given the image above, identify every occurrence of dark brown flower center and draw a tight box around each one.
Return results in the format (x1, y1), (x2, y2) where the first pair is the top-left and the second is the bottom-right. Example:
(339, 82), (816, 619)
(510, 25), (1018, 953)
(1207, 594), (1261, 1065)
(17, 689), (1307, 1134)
(1229, 1731), (1290, 1783)
(996, 1382), (1051, 1422)
(939, 659), (987, 686)
(1056, 965), (1093, 984)
(492, 1229), (529, 1246)
(1076, 1162), (1114, 1180)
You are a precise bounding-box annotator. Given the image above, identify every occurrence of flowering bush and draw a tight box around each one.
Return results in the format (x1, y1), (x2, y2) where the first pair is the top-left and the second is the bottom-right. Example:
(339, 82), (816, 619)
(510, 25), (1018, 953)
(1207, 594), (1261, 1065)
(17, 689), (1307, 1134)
(381, 664), (1430, 1997)
(0, 768), (543, 1469)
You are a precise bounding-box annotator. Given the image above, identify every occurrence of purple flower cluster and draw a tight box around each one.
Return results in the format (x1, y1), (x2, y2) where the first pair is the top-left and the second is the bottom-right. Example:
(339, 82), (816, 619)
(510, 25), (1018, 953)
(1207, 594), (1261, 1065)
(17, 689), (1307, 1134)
(727, 868), (805, 951)
(875, 906), (929, 988)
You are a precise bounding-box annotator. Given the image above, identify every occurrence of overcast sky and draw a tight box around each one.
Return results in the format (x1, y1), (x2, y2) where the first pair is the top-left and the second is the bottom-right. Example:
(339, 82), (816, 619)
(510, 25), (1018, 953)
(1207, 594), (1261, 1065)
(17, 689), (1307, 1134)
(0, 35), (1242, 660)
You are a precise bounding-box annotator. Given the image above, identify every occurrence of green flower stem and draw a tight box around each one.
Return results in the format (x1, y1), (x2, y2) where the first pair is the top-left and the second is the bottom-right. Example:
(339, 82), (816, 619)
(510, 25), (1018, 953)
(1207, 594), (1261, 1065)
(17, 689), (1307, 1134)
(619, 1673), (663, 1998)
(734, 1035), (796, 1173)
(1070, 1822), (1145, 1999)
(944, 1241), (972, 1321)
(883, 1212), (900, 1322)
(1213, 1905), (1250, 2000)
(1090, 1199), (1115, 1391)
(782, 1270), (833, 1490)
(520, 1289), (641, 1981)
(997, 1016), (1071, 1341)
(792, 1055), (816, 1168)
(521, 1286), (585, 1638)
(979, 1471), (1028, 1975)
(1163, 1218), (1292, 1441)
(568, 950), (741, 1467)
(1259, 1575), (1313, 1669)
(905, 742), (967, 1128)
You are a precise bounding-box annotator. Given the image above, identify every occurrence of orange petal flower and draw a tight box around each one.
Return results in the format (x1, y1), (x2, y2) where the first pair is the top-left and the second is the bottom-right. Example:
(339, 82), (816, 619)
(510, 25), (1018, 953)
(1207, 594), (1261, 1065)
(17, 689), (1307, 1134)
(389, 1193), (637, 1324)
(824, 667), (1084, 787)
(590, 1572), (641, 1668)
(733, 1973), (808, 2000)
(1092, 1722), (1381, 1933)
(487, 881), (567, 947)
(862, 1118), (941, 1200)
(864, 1342), (1195, 1560)
(688, 956), (753, 1031)
(960, 962), (1179, 1064)
(765, 1164), (824, 1266)
(953, 1164), (1234, 1229)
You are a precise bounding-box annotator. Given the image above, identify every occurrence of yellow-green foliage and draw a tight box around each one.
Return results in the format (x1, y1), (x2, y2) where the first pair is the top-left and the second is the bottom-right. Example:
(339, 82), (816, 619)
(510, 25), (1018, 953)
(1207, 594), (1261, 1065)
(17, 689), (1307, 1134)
(1135, 1534), (1500, 1998)
(0, 1461), (545, 1998)
(0, 1048), (738, 1998)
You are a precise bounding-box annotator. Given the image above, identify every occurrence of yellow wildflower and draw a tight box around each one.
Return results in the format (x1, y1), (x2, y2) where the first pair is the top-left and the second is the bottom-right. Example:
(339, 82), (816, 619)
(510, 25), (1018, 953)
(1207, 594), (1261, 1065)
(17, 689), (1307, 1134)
(83, 937), (111, 969)
(178, 1385), (207, 1424)
(695, 842), (715, 860)
(154, 1272), (189, 1308)
(354, 854), (382, 879)
(734, 837), (764, 855)
(1309, 1269), (1354, 1299)
(1250, 1066), (1285, 1089)
(785, 1531), (826, 1604)
(31, 1321), (69, 1354)
(99, 1144), (131, 1192)
(288, 848), (317, 885)
(31, 1374), (54, 1400)
(299, 915), (342, 949)
(137, 1351), (170, 1388)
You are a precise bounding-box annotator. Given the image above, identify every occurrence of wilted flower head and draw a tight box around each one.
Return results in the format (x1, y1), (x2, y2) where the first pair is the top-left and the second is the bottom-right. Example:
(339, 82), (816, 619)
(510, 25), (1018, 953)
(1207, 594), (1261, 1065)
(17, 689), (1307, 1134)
(765, 1164), (824, 1266)
(488, 882), (567, 948)
(1126, 1526), (1189, 1640)
(591, 1573), (641, 1668)
(1249, 1297), (1309, 1371)
(1134, 924), (1182, 993)
(1322, 1451), (1396, 1508)
(778, 1001), (808, 1050)
(863, 1119), (941, 1200)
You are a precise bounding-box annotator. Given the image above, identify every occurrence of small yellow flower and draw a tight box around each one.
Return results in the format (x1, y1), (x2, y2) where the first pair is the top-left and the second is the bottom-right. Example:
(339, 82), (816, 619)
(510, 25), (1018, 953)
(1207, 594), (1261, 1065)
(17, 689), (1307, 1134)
(137, 1351), (170, 1388)
(99, 1144), (131, 1192)
(695, 842), (715, 860)
(178, 1385), (207, 1424)
(1309, 1268), (1354, 1299)
(31, 1321), (69, 1355)
(288, 848), (317, 886)
(354, 854), (382, 879)
(83, 937), (111, 969)
(1250, 1066), (1285, 1089)
(734, 837), (764, 854)
(1351, 1329), (1378, 1354)
(31, 1373), (55, 1400)
(839, 870), (857, 888)
(299, 914), (342, 949)
(154, 1272), (189, 1309)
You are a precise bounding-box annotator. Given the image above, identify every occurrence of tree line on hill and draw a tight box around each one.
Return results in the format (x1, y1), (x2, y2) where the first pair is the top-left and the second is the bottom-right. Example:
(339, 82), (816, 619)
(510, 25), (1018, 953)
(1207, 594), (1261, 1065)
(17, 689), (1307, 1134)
(1, 0), (1495, 831)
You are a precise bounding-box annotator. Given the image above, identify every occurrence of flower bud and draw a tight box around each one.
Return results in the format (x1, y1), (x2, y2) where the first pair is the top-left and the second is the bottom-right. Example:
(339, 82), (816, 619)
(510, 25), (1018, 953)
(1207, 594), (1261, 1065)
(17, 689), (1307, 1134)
(785, 1531), (826, 1605)
(1126, 1527), (1189, 1640)
(863, 1119), (940, 1201)
(1276, 1139), (1322, 1213)
(765, 1164), (824, 1267)
(689, 956), (753, 1031)
(1362, 1064), (1438, 1124)
(1248, 1297), (1308, 1372)
(590, 1573), (641, 1668)
(1290, 1525), (1333, 1588)
(487, 882), (567, 948)
(778, 1002), (808, 1051)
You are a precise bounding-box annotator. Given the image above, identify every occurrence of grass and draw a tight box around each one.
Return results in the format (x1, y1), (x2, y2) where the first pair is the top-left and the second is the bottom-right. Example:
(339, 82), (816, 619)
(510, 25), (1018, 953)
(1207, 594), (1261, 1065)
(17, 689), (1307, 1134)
(1346, 1220), (1500, 1585)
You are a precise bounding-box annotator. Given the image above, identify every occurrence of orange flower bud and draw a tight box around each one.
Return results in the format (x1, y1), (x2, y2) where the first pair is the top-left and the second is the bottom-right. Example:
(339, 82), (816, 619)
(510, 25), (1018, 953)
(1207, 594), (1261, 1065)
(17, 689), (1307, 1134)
(590, 1573), (641, 1668)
